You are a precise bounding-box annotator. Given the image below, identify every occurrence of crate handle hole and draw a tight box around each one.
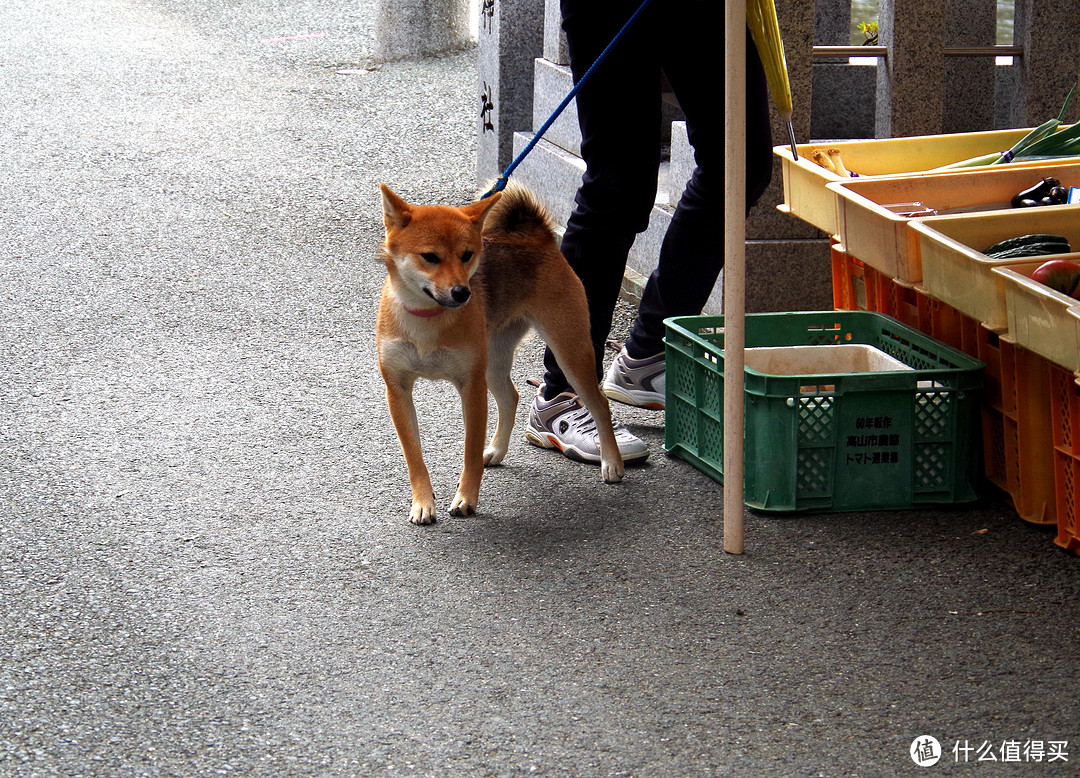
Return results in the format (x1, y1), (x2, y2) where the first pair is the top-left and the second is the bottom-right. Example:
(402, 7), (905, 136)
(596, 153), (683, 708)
(800, 384), (836, 394)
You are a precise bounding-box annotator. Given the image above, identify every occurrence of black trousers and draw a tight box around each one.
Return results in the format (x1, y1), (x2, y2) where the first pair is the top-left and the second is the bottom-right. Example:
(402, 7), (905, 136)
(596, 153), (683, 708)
(542, 0), (774, 395)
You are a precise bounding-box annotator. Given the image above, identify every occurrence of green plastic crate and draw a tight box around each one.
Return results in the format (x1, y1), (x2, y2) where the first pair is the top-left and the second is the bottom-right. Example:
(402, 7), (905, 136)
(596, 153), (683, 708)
(664, 311), (985, 512)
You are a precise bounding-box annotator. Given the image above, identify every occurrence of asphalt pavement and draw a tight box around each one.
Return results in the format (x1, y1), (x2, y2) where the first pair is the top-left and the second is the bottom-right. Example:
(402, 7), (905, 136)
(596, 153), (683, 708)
(2, 1), (1079, 776)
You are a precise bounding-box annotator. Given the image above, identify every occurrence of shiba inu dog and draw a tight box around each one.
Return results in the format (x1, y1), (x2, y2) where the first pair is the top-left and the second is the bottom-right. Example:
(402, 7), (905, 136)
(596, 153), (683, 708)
(376, 182), (624, 524)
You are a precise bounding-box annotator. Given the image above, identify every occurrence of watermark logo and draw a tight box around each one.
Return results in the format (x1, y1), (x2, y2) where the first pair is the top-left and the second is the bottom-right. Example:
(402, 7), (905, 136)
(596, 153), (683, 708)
(908, 737), (1069, 766)
(911, 736), (942, 767)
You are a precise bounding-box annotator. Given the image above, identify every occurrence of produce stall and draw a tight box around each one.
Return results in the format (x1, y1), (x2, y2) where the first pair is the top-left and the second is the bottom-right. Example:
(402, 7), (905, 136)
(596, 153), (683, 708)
(773, 127), (1080, 555)
(698, 1), (1079, 555)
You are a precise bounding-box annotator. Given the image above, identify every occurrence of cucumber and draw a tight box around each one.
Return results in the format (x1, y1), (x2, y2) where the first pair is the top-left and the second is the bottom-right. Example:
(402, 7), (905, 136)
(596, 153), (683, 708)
(983, 233), (1070, 258)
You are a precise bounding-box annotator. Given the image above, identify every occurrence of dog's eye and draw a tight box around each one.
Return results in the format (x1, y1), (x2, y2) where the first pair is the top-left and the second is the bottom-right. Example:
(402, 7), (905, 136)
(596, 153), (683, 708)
(461, 251), (474, 263)
(420, 252), (440, 265)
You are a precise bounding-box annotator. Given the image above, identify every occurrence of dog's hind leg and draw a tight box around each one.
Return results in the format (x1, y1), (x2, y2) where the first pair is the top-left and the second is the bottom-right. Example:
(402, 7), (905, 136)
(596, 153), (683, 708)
(555, 345), (625, 484)
(535, 319), (625, 484)
(525, 258), (625, 482)
(484, 321), (528, 466)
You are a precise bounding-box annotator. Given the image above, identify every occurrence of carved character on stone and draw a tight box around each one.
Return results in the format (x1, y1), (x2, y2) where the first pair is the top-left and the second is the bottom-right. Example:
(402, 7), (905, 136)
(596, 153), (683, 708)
(480, 82), (495, 133)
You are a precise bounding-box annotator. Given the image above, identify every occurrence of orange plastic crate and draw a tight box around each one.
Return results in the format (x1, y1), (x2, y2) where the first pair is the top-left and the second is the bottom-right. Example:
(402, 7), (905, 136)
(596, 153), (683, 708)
(915, 295), (981, 356)
(831, 244), (924, 330)
(975, 330), (1056, 527)
(831, 243), (869, 312)
(832, 247), (1059, 528)
(1050, 364), (1080, 553)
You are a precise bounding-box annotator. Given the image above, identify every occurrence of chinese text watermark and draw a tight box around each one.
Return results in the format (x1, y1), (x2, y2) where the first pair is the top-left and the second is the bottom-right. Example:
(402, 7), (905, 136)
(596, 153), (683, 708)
(910, 737), (1069, 766)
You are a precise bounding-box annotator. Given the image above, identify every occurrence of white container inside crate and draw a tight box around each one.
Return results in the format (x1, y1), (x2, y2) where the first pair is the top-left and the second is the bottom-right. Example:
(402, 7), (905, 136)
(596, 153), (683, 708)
(745, 344), (913, 376)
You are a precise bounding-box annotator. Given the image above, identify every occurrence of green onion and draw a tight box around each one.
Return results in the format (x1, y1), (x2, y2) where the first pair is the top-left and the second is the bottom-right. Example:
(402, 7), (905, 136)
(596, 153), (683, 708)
(1018, 118), (1080, 157)
(988, 117), (1061, 164)
(930, 84), (1079, 171)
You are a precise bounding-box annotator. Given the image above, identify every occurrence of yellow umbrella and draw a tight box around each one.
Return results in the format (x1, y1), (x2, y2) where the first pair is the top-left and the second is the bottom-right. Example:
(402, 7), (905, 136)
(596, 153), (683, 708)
(747, 0), (798, 159)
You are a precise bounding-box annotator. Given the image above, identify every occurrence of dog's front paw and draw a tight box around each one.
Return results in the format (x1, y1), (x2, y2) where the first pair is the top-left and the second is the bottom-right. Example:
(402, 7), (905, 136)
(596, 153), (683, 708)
(601, 459), (624, 484)
(449, 492), (478, 517)
(483, 444), (507, 467)
(410, 499), (438, 525)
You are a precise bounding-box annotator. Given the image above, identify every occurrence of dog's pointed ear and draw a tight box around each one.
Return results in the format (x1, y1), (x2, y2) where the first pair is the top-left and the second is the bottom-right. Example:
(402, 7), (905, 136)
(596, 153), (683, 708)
(461, 191), (501, 226)
(380, 184), (412, 230)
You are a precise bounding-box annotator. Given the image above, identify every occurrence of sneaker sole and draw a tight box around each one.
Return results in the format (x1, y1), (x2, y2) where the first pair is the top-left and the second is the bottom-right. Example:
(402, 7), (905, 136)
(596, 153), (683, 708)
(524, 427), (598, 463)
(525, 426), (650, 463)
(602, 382), (665, 411)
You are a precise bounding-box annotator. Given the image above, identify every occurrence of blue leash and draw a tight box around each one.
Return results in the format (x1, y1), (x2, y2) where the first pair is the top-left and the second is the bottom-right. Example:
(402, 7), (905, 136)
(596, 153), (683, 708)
(480, 0), (658, 199)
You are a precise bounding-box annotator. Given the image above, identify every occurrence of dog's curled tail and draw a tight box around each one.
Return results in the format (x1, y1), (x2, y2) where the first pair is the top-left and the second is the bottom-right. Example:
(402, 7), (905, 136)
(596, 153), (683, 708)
(481, 181), (558, 244)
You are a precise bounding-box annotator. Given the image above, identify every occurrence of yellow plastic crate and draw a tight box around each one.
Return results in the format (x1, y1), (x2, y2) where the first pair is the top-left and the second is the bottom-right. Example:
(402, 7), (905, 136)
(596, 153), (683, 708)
(828, 161), (1080, 284)
(909, 206), (1080, 330)
(774, 127), (1078, 235)
(993, 262), (1080, 372)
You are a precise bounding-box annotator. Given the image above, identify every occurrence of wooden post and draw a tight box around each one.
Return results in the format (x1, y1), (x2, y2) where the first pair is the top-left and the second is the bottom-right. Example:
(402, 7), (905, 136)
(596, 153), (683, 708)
(723, 0), (747, 555)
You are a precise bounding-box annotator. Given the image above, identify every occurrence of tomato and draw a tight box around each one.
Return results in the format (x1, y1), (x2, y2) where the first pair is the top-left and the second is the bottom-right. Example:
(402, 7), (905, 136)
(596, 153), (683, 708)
(1031, 259), (1080, 298)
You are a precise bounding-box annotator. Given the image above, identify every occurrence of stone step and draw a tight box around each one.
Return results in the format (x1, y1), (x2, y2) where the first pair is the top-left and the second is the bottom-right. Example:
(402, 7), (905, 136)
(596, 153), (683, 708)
(530, 57), (686, 167)
(510, 132), (584, 217)
(521, 76), (696, 211)
(669, 121), (693, 205)
(626, 204), (672, 283)
(511, 132), (700, 305)
(531, 58), (581, 156)
(512, 133), (670, 267)
(511, 132), (678, 229)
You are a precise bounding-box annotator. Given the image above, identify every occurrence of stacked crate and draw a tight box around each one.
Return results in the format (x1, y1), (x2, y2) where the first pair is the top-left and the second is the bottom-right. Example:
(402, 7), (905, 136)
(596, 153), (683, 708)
(775, 133), (1080, 553)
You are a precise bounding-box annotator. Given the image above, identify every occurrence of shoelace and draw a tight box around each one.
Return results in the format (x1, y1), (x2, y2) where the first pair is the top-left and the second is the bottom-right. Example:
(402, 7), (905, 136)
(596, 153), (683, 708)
(568, 403), (637, 440)
(565, 405), (598, 436)
(530, 380), (632, 440)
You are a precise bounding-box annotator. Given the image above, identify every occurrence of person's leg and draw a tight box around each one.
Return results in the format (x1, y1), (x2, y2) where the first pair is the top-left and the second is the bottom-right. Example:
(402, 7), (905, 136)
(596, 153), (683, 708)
(622, 22), (773, 361)
(540, 0), (663, 397)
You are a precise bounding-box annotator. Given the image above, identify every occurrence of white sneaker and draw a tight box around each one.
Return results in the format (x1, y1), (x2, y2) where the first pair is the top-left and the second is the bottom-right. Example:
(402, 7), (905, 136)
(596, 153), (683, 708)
(525, 387), (650, 463)
(602, 347), (665, 410)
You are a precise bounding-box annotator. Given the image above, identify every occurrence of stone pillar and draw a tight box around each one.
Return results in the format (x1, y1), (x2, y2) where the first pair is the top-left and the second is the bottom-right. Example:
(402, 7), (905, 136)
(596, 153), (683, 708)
(374, 0), (471, 63)
(749, 0), (816, 245)
(1011, 0), (1080, 126)
(810, 0), (875, 140)
(765, 0), (815, 150)
(814, 0), (852, 51)
(476, 0), (545, 186)
(875, 0), (947, 137)
(745, 0), (833, 314)
(942, 0), (997, 134)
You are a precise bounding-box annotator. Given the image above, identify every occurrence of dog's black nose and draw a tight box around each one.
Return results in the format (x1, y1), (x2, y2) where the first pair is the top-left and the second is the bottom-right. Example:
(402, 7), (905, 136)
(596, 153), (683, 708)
(450, 285), (471, 304)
